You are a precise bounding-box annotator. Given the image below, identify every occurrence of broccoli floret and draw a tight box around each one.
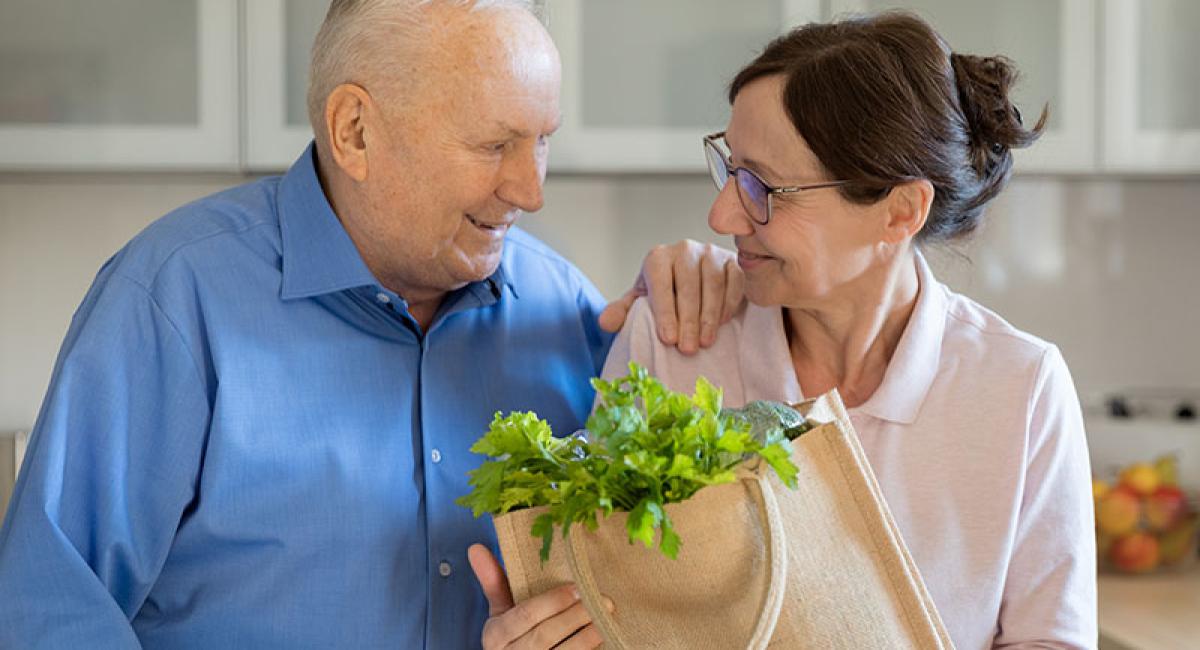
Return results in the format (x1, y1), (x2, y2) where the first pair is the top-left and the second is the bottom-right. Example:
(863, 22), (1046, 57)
(722, 400), (813, 445)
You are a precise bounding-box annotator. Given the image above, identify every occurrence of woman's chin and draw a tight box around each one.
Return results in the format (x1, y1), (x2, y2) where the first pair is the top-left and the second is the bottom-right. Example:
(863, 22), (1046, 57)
(744, 283), (783, 308)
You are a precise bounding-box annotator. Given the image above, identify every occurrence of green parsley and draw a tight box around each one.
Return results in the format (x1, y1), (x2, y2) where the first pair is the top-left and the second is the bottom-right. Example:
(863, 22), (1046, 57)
(456, 362), (806, 561)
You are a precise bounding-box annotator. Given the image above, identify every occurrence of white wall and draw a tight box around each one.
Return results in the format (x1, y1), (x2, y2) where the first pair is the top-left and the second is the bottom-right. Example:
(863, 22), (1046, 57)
(3, 172), (1200, 436)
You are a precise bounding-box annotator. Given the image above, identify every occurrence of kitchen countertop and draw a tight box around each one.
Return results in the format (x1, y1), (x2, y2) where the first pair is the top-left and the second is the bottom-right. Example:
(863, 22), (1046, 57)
(1098, 565), (1200, 650)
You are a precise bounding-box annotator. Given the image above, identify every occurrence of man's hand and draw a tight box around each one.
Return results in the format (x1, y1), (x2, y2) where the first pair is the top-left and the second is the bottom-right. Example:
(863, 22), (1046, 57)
(469, 544), (608, 649)
(598, 240), (743, 355)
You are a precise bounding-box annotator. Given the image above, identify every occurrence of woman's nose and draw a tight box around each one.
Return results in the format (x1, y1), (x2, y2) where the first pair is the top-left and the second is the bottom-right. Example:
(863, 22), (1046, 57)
(708, 181), (755, 236)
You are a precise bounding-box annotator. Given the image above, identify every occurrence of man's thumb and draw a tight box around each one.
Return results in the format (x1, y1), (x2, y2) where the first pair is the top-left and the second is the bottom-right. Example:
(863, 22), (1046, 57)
(468, 543), (514, 616)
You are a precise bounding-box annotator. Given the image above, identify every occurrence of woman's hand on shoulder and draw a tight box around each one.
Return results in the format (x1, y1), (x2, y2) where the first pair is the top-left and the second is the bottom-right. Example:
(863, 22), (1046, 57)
(598, 239), (743, 355)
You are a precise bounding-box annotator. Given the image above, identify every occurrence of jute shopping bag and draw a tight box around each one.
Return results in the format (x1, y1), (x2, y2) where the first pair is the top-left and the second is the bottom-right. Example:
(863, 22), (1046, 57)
(493, 390), (953, 649)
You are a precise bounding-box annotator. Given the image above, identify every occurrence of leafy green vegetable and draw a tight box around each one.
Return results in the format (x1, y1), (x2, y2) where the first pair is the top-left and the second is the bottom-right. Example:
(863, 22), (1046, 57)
(457, 363), (810, 561)
(722, 400), (815, 445)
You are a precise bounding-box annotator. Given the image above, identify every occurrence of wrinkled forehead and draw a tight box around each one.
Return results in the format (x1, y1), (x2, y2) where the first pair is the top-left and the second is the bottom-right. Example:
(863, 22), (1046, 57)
(727, 75), (823, 182)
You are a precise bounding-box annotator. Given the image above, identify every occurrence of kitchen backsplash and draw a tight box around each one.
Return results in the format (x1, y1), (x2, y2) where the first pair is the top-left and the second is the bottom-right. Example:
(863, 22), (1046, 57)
(2, 172), (1199, 471)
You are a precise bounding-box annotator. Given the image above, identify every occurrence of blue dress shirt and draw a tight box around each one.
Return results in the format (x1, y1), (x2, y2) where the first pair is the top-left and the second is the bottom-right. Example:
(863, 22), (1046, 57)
(0, 144), (613, 648)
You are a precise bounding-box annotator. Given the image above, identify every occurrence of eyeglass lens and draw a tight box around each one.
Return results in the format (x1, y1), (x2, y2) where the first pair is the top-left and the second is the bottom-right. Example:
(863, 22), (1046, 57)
(704, 140), (769, 224)
(735, 169), (768, 223)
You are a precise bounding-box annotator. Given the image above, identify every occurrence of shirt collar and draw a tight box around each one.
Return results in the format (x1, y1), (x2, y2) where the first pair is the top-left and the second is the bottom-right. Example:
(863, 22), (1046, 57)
(278, 142), (517, 302)
(279, 143), (379, 300)
(852, 251), (947, 424)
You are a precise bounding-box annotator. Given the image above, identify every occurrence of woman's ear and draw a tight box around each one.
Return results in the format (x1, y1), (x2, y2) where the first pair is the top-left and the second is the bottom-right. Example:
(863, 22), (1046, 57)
(323, 83), (374, 183)
(881, 179), (934, 244)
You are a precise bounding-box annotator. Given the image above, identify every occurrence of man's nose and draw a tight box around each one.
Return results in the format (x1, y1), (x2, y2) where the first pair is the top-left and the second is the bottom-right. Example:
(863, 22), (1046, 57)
(708, 181), (755, 236)
(497, 145), (545, 213)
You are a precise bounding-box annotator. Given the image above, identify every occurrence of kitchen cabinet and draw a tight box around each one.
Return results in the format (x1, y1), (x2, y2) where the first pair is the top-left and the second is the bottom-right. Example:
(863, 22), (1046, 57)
(1, 1), (1196, 174)
(244, 0), (327, 170)
(1102, 0), (1200, 173)
(828, 0), (1097, 174)
(544, 0), (822, 172)
(0, 0), (239, 170)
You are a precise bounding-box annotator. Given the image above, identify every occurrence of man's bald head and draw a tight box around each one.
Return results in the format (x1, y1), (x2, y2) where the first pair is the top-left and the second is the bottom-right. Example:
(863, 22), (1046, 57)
(306, 0), (539, 146)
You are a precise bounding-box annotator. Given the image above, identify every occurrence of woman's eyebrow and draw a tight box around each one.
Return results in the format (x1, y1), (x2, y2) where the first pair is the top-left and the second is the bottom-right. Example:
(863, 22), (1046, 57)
(739, 154), (788, 184)
(725, 133), (788, 183)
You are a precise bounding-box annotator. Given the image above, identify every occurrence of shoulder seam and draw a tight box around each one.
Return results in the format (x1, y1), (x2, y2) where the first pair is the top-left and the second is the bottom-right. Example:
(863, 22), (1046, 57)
(133, 219), (277, 291)
(108, 273), (207, 393)
(943, 296), (1051, 353)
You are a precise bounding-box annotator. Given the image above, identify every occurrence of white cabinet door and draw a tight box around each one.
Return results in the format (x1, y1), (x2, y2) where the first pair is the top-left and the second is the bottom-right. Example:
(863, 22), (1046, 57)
(546, 0), (822, 172)
(829, 0), (1097, 173)
(1103, 0), (1200, 172)
(0, 0), (238, 170)
(244, 0), (327, 170)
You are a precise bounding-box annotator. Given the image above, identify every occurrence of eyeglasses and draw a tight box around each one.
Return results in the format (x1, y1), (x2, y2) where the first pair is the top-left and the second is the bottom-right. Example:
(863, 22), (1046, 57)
(703, 131), (848, 225)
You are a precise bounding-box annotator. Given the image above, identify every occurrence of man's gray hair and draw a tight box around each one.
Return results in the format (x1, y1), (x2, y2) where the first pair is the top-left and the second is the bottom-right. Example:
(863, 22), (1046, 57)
(306, 0), (540, 138)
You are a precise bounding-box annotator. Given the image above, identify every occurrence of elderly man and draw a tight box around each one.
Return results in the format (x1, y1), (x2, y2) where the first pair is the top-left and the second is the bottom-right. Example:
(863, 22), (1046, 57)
(0, 1), (739, 648)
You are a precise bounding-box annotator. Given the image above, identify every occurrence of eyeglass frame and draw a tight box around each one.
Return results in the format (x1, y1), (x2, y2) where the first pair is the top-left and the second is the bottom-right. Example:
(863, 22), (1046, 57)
(703, 131), (849, 225)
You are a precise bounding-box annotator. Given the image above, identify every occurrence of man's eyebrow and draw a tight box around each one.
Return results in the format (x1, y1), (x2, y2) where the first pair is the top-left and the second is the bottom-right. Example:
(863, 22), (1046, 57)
(494, 116), (563, 139)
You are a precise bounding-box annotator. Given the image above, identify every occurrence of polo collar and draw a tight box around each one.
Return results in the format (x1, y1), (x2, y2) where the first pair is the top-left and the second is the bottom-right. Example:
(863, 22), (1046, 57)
(852, 251), (947, 424)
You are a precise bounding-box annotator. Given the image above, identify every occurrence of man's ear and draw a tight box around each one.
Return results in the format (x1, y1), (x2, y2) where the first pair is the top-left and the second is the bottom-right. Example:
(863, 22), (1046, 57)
(881, 179), (934, 244)
(323, 83), (373, 183)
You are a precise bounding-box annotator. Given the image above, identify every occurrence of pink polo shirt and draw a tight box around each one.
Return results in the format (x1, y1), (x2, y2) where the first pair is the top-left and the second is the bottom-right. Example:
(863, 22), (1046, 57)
(601, 253), (1097, 649)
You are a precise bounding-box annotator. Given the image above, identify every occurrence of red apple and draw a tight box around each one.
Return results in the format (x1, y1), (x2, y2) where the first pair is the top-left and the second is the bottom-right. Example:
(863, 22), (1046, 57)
(1109, 532), (1161, 573)
(1145, 485), (1188, 532)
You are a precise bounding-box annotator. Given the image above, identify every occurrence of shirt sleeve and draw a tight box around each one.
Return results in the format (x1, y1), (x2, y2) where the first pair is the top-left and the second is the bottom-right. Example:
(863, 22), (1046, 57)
(994, 345), (1097, 649)
(0, 273), (211, 648)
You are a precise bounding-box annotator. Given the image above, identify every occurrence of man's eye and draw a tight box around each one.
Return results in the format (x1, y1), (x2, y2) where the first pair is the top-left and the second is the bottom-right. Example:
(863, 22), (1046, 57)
(486, 142), (509, 153)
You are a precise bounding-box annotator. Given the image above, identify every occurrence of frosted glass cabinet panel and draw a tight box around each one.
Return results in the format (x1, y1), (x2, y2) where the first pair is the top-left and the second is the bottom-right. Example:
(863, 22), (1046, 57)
(1104, 0), (1200, 172)
(244, 0), (328, 169)
(0, 0), (238, 169)
(829, 0), (1096, 173)
(546, 0), (822, 172)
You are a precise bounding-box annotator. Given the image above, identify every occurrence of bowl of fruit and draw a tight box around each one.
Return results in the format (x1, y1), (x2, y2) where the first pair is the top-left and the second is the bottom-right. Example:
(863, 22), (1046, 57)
(1094, 454), (1199, 574)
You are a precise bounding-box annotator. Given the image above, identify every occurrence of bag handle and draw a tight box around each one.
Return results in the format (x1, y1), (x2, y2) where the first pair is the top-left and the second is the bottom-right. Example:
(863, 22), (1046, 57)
(564, 465), (789, 650)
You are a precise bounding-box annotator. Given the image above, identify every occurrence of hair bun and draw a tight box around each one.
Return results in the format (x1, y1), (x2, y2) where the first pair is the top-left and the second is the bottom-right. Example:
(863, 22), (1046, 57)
(949, 52), (1047, 213)
(950, 53), (1046, 173)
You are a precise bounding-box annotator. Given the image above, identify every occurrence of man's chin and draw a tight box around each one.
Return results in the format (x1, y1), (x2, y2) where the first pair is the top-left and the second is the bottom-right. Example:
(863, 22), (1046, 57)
(452, 253), (504, 286)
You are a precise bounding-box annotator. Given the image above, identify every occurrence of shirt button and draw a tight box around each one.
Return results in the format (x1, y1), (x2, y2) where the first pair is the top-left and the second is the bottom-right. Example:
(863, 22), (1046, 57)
(430, 448), (442, 464)
(438, 561), (453, 577)
(375, 292), (390, 304)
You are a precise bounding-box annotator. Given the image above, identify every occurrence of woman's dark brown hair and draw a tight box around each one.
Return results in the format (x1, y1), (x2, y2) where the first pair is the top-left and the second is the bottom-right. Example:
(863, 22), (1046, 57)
(729, 11), (1046, 243)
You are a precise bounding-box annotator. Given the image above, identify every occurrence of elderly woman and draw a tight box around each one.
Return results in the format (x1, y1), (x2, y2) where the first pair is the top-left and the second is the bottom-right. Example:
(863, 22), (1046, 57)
(603, 12), (1095, 649)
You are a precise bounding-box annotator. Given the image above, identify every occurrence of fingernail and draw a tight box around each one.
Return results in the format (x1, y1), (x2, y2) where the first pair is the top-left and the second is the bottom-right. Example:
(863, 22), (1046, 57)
(681, 335), (697, 355)
(603, 596), (616, 613)
(660, 325), (677, 343)
(701, 326), (715, 347)
(571, 586), (581, 600)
